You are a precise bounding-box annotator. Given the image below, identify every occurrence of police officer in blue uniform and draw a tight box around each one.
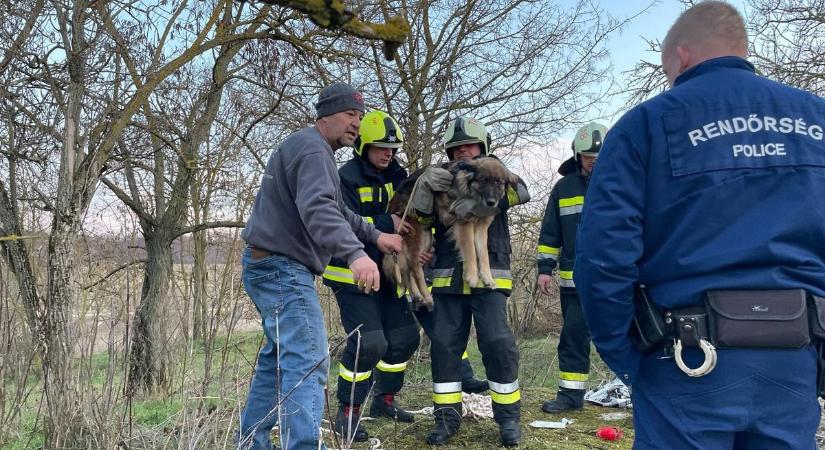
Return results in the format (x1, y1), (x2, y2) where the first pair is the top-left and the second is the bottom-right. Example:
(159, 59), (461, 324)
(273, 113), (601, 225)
(575, 2), (825, 448)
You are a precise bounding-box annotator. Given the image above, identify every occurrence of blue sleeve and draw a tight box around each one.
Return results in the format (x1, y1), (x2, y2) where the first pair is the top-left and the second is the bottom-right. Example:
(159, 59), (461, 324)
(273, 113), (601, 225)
(574, 126), (646, 385)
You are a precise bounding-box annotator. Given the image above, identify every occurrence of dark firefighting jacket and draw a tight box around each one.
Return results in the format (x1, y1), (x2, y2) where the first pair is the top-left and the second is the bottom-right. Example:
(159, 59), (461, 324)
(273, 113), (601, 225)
(537, 157), (588, 292)
(322, 156), (408, 292)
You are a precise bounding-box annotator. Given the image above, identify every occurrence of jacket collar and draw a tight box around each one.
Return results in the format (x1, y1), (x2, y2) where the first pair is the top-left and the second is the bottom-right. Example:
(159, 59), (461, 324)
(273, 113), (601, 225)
(558, 156), (588, 178)
(674, 56), (755, 87)
(356, 156), (403, 181)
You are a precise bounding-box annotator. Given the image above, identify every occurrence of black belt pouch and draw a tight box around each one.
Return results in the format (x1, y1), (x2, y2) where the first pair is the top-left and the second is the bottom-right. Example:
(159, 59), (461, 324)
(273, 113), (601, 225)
(629, 285), (667, 352)
(705, 289), (810, 348)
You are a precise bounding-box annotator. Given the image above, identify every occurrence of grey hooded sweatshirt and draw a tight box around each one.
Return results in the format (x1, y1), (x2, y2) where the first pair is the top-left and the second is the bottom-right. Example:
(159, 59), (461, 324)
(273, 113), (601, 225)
(242, 126), (379, 274)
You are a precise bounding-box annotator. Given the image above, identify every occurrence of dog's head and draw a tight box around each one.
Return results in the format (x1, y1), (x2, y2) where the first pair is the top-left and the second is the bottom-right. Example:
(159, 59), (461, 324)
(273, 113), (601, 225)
(451, 157), (519, 208)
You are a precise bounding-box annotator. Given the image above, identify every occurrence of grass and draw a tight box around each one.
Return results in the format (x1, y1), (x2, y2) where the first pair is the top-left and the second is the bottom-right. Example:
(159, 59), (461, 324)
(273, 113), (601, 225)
(1, 331), (635, 449)
(324, 336), (634, 449)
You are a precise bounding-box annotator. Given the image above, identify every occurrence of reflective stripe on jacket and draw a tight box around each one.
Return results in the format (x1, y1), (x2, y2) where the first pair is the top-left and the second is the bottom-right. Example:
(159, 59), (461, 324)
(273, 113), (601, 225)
(323, 157), (407, 290)
(537, 156), (588, 291)
(430, 171), (530, 296)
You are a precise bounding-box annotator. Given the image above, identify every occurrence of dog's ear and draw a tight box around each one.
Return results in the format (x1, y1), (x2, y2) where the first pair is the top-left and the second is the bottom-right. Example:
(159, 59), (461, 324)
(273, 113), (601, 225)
(452, 160), (476, 176)
(504, 171), (520, 191)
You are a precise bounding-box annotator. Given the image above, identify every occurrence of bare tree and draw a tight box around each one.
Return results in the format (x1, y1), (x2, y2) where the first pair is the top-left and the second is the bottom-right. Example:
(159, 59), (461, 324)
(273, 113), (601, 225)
(347, 0), (622, 169)
(0, 0), (411, 443)
(749, 0), (825, 95)
(619, 0), (824, 108)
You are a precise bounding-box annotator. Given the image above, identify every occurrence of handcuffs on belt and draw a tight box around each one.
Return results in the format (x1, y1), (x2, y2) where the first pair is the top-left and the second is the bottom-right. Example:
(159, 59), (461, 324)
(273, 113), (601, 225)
(665, 309), (718, 377)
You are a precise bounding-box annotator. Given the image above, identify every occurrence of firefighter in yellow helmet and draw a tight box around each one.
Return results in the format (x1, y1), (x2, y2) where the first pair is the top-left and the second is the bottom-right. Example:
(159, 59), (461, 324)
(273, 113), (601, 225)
(322, 110), (420, 442)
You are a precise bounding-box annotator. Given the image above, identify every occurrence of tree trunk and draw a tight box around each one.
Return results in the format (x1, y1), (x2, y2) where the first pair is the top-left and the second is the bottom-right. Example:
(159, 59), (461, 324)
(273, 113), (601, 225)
(128, 233), (173, 393)
(191, 180), (208, 341)
(43, 219), (83, 446)
(192, 228), (208, 341)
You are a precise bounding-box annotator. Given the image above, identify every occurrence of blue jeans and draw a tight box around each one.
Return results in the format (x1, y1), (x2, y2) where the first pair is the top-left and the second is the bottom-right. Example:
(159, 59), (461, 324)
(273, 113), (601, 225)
(238, 249), (329, 450)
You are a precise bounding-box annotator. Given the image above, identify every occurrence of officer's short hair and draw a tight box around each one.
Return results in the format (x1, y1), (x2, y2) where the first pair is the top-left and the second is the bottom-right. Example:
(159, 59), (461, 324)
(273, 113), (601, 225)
(663, 1), (747, 55)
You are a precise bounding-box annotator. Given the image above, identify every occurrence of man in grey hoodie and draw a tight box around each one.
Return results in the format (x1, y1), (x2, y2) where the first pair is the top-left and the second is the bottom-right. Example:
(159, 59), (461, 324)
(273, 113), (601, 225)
(239, 82), (403, 450)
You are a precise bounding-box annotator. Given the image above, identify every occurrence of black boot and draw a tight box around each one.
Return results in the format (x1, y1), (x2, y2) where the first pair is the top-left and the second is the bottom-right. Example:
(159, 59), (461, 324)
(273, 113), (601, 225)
(335, 403), (369, 442)
(426, 406), (461, 445)
(461, 377), (490, 394)
(369, 393), (415, 423)
(541, 388), (585, 413)
(499, 420), (521, 447)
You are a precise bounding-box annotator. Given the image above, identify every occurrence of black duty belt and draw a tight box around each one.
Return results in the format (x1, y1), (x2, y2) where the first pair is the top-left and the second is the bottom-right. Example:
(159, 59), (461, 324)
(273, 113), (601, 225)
(631, 287), (823, 377)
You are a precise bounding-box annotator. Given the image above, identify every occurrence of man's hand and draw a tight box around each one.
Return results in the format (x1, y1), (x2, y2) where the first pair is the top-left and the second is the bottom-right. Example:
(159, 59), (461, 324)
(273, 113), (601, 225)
(377, 232), (403, 254)
(419, 249), (434, 264)
(350, 255), (380, 293)
(391, 214), (414, 235)
(411, 168), (454, 216)
(537, 274), (553, 295)
(420, 167), (453, 192)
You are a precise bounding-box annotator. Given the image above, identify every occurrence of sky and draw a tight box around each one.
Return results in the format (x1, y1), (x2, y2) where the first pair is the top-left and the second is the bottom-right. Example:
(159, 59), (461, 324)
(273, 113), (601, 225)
(514, 0), (750, 192)
(542, 0), (749, 155)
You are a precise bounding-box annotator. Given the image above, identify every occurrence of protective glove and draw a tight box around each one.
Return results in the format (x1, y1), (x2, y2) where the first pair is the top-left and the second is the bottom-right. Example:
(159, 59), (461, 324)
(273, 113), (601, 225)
(411, 167), (453, 216)
(450, 197), (499, 221)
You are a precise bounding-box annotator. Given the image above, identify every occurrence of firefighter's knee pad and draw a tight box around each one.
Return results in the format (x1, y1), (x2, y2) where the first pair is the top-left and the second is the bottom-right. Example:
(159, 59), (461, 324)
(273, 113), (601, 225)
(386, 324), (420, 361)
(354, 330), (389, 366)
(478, 332), (518, 360)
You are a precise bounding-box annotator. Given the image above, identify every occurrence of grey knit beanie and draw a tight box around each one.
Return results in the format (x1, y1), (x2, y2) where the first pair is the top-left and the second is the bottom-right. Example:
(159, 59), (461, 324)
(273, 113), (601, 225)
(315, 82), (365, 119)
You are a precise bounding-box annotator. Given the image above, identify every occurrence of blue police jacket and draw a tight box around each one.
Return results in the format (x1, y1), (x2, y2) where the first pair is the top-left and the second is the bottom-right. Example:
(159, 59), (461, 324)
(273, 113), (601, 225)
(574, 56), (825, 384)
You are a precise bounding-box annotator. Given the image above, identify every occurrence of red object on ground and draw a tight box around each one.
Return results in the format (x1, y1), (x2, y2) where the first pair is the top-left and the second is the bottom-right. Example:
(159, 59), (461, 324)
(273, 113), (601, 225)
(595, 426), (623, 441)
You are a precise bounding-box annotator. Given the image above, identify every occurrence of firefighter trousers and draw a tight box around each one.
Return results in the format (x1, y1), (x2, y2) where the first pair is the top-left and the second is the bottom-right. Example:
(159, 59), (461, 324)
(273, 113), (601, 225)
(429, 291), (520, 424)
(416, 307), (484, 382)
(557, 290), (591, 389)
(335, 286), (420, 405)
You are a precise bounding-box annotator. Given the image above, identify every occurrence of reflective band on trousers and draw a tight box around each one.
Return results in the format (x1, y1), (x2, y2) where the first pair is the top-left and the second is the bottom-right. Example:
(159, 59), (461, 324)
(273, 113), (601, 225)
(433, 382), (462, 393)
(559, 371), (588, 389)
(489, 380), (520, 394)
(489, 380), (522, 405)
(339, 364), (371, 382)
(323, 266), (355, 284)
(362, 216), (374, 224)
(376, 360), (407, 373)
(433, 382), (462, 405)
(558, 379), (586, 389)
(433, 392), (462, 404)
(558, 270), (575, 288)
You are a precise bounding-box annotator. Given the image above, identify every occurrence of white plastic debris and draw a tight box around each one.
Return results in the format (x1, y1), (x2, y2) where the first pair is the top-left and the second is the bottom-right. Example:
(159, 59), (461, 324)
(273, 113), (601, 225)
(529, 418), (574, 429)
(585, 377), (633, 408)
(600, 411), (631, 421)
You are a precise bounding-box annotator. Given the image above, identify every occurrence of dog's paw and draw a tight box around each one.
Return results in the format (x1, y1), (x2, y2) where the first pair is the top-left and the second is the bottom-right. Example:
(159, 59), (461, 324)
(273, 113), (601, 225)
(464, 272), (479, 288)
(480, 274), (496, 289)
